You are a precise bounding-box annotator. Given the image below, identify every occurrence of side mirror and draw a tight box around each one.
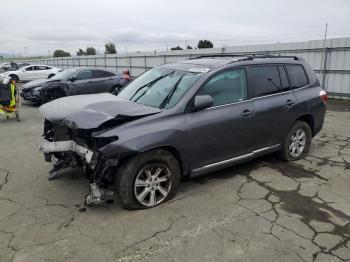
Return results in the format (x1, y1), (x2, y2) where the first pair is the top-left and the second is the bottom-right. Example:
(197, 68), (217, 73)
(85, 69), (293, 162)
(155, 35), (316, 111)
(194, 95), (213, 111)
(69, 76), (77, 82)
(47, 74), (54, 79)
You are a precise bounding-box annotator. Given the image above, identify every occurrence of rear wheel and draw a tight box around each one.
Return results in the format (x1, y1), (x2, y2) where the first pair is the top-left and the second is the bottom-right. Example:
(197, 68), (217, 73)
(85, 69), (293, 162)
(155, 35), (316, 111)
(116, 149), (181, 210)
(279, 121), (312, 161)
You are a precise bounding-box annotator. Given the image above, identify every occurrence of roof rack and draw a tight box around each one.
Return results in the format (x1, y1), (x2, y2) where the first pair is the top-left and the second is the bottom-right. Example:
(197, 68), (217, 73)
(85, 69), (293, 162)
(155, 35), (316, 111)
(189, 53), (301, 61)
(189, 54), (249, 59)
(237, 54), (300, 61)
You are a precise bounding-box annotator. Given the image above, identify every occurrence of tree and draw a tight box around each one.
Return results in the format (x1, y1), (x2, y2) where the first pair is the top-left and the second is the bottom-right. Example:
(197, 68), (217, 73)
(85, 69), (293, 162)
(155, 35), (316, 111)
(76, 49), (85, 56)
(53, 50), (71, 57)
(186, 45), (193, 49)
(85, 47), (97, 55)
(170, 46), (183, 50)
(105, 42), (117, 54)
(197, 40), (214, 49)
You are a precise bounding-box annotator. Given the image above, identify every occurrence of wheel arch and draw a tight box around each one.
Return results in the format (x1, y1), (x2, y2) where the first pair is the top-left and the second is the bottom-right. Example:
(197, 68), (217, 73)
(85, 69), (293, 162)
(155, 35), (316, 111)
(294, 114), (315, 136)
(118, 144), (188, 177)
(9, 74), (19, 81)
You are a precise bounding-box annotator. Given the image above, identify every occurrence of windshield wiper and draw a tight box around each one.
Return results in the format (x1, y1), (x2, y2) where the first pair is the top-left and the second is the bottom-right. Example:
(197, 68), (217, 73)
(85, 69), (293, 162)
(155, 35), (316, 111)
(130, 71), (175, 102)
(159, 74), (184, 109)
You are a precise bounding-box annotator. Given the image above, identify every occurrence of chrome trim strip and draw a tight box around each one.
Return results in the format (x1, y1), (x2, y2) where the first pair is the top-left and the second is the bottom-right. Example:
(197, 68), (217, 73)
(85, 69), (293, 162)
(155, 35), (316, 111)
(192, 144), (280, 173)
(203, 84), (311, 111)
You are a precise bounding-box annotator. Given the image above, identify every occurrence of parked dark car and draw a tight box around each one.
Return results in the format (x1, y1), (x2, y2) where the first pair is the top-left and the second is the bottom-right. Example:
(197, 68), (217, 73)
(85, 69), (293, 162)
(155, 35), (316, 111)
(21, 67), (130, 105)
(39, 55), (327, 209)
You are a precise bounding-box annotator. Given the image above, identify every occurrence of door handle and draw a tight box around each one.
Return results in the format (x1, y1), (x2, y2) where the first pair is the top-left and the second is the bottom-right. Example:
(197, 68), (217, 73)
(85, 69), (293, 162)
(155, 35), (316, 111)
(286, 99), (296, 107)
(241, 109), (253, 117)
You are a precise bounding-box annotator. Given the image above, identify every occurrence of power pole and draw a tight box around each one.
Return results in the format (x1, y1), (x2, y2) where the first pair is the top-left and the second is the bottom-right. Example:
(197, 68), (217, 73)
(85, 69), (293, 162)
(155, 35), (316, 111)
(24, 46), (27, 57)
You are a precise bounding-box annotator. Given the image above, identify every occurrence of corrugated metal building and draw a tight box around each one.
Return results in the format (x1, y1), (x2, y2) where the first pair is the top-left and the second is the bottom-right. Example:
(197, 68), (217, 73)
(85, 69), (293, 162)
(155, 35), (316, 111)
(20, 37), (350, 99)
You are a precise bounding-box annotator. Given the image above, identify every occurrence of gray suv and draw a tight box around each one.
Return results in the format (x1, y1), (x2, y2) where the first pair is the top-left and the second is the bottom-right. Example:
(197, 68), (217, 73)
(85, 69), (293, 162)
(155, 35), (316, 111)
(39, 55), (327, 209)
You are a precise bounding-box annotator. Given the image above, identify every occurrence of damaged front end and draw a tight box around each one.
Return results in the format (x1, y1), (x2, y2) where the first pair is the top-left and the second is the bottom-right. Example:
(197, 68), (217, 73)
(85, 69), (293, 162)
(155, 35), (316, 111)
(38, 94), (162, 206)
(40, 120), (120, 205)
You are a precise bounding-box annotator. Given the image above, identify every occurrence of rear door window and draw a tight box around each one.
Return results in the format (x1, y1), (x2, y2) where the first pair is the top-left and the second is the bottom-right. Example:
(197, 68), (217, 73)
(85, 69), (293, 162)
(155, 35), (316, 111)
(93, 70), (115, 78)
(248, 65), (283, 97)
(285, 64), (309, 89)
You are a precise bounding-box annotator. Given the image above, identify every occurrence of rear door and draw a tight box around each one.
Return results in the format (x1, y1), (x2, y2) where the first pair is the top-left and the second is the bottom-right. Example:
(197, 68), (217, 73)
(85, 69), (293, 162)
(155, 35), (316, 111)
(187, 68), (256, 174)
(90, 70), (117, 93)
(33, 66), (49, 79)
(247, 64), (297, 150)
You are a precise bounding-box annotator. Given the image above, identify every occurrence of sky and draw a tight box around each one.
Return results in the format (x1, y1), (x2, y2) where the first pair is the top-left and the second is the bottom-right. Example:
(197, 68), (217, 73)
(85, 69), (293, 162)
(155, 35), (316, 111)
(1, 0), (350, 56)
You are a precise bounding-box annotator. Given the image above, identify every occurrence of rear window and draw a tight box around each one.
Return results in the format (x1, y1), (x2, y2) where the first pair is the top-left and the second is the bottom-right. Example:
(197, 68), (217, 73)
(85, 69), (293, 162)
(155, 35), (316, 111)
(286, 64), (309, 89)
(248, 65), (283, 97)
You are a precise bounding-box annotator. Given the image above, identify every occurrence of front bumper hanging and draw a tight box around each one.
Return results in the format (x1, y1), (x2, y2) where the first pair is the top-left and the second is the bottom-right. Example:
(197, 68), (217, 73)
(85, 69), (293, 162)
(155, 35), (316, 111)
(39, 140), (96, 164)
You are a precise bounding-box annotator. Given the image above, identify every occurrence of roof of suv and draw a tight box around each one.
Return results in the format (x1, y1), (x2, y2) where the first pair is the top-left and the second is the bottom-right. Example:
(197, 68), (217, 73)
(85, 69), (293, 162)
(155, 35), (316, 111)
(165, 55), (304, 71)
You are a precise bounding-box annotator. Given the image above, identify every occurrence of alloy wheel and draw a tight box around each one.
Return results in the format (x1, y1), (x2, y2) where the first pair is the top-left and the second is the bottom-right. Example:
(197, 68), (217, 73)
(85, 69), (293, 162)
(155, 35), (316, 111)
(134, 163), (172, 207)
(289, 128), (306, 157)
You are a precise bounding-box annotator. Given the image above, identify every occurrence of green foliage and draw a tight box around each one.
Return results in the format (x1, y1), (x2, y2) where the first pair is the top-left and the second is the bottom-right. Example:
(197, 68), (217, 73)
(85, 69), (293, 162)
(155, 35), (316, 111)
(85, 47), (97, 55)
(76, 49), (85, 56)
(197, 40), (214, 49)
(53, 50), (71, 57)
(105, 42), (117, 54)
(170, 46), (183, 50)
(186, 45), (193, 49)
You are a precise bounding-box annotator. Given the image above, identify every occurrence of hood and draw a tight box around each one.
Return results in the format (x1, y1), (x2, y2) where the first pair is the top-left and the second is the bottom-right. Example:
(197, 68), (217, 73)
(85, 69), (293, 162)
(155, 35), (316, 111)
(22, 78), (50, 89)
(39, 93), (162, 130)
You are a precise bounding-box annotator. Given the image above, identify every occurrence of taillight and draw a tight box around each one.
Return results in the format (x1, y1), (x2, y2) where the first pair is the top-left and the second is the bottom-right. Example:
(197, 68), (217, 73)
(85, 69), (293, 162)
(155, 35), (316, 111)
(319, 90), (327, 104)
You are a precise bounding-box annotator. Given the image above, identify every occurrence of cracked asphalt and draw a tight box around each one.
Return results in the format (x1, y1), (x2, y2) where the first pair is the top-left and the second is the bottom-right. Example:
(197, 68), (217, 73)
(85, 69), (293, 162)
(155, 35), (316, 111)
(0, 90), (350, 262)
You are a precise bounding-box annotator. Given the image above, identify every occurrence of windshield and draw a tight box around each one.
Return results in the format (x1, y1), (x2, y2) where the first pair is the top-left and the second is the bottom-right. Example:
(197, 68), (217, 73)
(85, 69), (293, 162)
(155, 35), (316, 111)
(49, 68), (78, 80)
(118, 67), (201, 109)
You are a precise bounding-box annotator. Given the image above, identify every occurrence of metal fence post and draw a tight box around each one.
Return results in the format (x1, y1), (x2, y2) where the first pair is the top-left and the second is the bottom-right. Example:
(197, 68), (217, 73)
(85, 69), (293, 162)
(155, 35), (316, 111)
(128, 56), (132, 75)
(115, 56), (118, 72)
(104, 55), (107, 68)
(322, 47), (329, 90)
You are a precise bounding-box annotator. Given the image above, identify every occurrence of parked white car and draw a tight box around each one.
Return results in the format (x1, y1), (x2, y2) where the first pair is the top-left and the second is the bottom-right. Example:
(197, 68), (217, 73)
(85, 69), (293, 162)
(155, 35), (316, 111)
(0, 65), (61, 82)
(1, 63), (11, 70)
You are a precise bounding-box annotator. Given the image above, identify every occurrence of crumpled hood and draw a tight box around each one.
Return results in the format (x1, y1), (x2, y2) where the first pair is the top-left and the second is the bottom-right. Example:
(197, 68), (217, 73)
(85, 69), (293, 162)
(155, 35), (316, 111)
(39, 93), (162, 130)
(22, 78), (49, 90)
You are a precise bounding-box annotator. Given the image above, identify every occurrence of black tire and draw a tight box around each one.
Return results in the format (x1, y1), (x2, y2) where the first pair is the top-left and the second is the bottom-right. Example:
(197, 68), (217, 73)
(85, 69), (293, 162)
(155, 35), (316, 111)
(279, 121), (312, 161)
(116, 149), (181, 210)
(43, 89), (65, 103)
(9, 74), (19, 82)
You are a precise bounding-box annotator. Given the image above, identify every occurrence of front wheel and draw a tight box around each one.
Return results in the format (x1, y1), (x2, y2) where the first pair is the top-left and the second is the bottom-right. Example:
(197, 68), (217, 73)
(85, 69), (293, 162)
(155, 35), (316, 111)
(43, 89), (65, 104)
(279, 121), (312, 161)
(116, 149), (181, 210)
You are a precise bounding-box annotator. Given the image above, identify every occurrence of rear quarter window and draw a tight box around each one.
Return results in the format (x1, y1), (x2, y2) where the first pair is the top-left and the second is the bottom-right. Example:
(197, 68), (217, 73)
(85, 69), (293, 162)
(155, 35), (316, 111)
(286, 64), (309, 89)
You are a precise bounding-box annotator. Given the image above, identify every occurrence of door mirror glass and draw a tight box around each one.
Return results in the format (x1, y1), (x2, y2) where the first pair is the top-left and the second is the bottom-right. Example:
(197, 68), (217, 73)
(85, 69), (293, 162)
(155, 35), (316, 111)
(194, 95), (213, 111)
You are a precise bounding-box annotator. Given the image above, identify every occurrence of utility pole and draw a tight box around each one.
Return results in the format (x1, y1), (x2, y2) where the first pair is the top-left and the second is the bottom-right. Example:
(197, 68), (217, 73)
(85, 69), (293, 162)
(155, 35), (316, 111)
(321, 23), (328, 89)
(24, 46), (27, 57)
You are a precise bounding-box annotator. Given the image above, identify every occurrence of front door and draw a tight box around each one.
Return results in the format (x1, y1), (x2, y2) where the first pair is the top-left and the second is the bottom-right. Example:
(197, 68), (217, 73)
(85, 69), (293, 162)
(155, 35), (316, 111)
(186, 68), (256, 175)
(68, 70), (94, 95)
